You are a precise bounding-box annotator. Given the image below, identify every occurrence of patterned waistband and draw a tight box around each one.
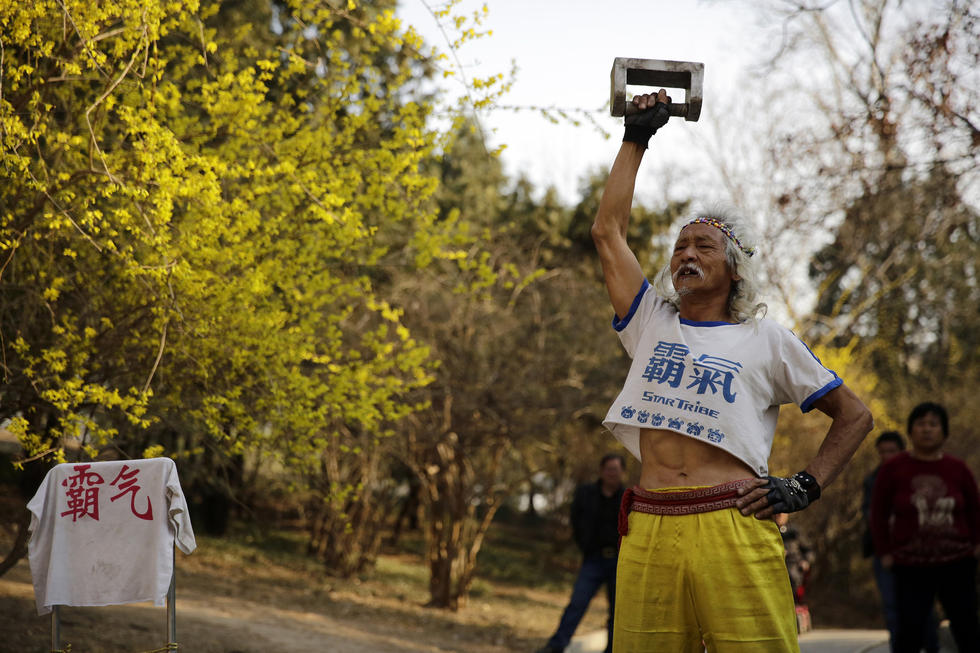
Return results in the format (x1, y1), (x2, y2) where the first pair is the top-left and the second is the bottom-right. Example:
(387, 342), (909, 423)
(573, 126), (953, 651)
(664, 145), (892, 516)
(618, 479), (754, 537)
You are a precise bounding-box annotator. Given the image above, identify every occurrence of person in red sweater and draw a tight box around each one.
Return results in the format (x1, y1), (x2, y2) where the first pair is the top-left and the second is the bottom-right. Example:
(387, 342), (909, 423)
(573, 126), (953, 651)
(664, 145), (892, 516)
(871, 402), (980, 653)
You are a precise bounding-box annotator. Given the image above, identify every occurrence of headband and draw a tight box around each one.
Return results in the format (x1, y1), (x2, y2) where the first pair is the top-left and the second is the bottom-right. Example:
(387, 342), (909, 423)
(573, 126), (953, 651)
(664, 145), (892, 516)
(685, 217), (756, 257)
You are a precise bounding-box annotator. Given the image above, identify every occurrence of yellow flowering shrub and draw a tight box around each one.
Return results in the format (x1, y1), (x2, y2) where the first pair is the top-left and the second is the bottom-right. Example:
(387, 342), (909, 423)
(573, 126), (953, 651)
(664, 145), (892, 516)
(0, 0), (478, 470)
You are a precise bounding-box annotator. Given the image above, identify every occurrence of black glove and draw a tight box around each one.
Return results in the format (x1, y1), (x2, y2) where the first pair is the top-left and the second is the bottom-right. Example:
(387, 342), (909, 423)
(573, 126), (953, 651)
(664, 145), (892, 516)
(764, 470), (821, 513)
(623, 101), (671, 149)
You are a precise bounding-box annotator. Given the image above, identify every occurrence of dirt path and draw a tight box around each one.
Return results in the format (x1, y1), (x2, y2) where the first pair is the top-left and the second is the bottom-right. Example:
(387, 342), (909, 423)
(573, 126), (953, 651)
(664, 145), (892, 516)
(0, 550), (566, 653)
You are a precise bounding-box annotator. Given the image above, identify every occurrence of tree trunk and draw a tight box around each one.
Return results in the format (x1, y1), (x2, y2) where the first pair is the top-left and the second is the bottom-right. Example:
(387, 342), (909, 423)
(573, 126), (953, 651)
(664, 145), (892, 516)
(0, 509), (30, 578)
(454, 498), (502, 604)
(419, 433), (506, 610)
(426, 510), (458, 609)
(306, 434), (394, 578)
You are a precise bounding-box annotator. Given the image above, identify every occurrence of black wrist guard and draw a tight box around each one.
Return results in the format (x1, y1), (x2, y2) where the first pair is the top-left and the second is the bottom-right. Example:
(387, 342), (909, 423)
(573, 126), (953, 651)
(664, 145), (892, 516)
(764, 470), (821, 513)
(623, 101), (671, 149)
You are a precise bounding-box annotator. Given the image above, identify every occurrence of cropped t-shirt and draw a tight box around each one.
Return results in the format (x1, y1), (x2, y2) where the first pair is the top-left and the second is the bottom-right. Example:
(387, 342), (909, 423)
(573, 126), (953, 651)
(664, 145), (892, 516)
(602, 280), (842, 477)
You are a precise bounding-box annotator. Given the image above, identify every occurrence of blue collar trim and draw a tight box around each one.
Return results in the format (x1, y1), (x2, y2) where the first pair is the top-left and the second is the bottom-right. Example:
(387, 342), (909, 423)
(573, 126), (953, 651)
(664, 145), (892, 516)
(679, 318), (739, 327)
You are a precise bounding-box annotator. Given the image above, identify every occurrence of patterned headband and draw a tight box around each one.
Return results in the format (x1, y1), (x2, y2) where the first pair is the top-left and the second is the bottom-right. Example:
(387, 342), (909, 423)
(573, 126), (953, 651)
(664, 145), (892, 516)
(685, 217), (756, 257)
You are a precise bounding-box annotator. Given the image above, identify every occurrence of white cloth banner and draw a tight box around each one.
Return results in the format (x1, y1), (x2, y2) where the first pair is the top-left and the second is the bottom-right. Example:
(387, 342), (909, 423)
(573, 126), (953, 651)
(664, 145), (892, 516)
(27, 457), (196, 615)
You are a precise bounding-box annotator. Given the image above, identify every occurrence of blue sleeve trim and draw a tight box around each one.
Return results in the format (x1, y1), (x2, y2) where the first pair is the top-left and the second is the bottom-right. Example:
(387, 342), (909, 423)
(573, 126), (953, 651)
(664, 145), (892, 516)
(792, 331), (844, 412)
(612, 279), (650, 332)
(801, 375), (842, 413)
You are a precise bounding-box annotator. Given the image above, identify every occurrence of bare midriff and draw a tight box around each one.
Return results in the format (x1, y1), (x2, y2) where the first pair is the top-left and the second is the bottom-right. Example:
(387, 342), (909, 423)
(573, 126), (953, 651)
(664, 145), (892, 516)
(638, 428), (755, 489)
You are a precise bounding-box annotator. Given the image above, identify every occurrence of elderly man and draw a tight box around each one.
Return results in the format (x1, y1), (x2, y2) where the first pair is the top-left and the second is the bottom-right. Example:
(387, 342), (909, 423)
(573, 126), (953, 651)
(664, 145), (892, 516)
(592, 89), (873, 652)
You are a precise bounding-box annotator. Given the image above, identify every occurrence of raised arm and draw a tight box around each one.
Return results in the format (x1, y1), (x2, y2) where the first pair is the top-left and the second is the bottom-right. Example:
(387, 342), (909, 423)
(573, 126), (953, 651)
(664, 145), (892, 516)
(592, 89), (670, 319)
(592, 142), (647, 319)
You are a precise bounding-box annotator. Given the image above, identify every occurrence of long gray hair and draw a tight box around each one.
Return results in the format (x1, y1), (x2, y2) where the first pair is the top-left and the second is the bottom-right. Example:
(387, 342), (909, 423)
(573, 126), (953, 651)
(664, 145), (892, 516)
(651, 206), (767, 322)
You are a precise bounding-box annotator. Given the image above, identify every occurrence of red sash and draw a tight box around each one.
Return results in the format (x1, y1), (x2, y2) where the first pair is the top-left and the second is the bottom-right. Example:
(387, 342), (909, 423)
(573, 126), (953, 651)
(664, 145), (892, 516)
(618, 479), (754, 537)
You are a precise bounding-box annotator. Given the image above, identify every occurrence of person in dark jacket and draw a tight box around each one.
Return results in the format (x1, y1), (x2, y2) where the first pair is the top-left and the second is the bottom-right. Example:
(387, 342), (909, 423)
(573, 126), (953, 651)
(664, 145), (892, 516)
(536, 454), (626, 653)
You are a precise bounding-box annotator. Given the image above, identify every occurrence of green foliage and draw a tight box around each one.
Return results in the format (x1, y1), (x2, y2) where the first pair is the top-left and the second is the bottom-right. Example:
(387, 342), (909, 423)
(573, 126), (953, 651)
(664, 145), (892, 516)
(0, 0), (481, 482)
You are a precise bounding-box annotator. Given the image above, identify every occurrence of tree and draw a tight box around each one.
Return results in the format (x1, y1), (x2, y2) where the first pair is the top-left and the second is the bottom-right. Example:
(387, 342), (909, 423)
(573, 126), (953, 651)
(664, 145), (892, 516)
(749, 0), (978, 387)
(386, 121), (681, 608)
(289, 1), (514, 577)
(0, 0), (476, 575)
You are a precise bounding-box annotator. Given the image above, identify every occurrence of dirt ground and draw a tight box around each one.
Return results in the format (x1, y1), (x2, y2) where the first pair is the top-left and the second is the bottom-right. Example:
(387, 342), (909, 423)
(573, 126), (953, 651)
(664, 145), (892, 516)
(0, 536), (607, 653)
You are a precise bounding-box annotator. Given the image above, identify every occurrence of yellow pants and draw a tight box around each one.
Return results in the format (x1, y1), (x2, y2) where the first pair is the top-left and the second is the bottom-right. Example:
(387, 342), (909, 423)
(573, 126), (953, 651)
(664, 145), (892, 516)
(613, 488), (799, 653)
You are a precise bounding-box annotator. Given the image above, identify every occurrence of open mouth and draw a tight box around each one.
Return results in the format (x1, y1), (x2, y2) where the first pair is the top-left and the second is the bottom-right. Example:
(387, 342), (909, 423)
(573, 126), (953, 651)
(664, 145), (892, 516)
(673, 264), (704, 282)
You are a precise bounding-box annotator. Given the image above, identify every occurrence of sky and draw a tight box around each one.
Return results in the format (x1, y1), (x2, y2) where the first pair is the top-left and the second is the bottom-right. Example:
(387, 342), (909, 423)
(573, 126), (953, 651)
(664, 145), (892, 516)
(395, 0), (759, 206)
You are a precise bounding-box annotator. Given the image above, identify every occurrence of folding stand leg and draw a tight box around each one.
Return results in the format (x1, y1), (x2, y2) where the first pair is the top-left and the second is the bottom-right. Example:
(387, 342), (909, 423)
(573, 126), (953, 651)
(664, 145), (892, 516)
(50, 605), (61, 652)
(166, 547), (176, 649)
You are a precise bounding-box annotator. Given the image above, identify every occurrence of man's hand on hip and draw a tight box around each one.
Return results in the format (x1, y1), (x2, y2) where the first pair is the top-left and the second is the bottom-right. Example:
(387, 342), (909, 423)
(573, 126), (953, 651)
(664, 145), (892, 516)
(736, 471), (821, 519)
(735, 478), (774, 519)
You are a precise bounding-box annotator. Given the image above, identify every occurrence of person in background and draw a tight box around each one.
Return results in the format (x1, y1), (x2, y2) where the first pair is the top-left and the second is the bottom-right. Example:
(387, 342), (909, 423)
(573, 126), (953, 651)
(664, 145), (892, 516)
(862, 431), (939, 652)
(871, 402), (980, 653)
(535, 454), (626, 653)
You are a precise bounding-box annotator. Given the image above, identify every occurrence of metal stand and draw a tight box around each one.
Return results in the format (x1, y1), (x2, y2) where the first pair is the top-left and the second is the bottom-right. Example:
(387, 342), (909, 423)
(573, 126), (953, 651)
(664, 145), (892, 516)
(50, 605), (61, 652)
(167, 547), (177, 648)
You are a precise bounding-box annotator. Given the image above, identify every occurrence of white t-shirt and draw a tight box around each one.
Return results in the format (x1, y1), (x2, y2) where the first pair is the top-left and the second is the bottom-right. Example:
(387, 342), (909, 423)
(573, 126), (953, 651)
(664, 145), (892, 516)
(27, 457), (196, 615)
(602, 280), (842, 477)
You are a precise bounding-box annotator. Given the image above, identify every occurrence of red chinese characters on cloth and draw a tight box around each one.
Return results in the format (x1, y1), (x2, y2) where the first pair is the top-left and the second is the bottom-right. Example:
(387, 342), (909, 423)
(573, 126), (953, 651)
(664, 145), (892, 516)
(60, 464), (105, 522)
(109, 464), (154, 520)
(59, 463), (154, 522)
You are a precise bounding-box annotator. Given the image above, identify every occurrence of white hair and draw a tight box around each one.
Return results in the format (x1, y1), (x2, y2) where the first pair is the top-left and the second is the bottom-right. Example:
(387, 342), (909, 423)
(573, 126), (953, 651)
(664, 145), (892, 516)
(651, 205), (767, 322)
